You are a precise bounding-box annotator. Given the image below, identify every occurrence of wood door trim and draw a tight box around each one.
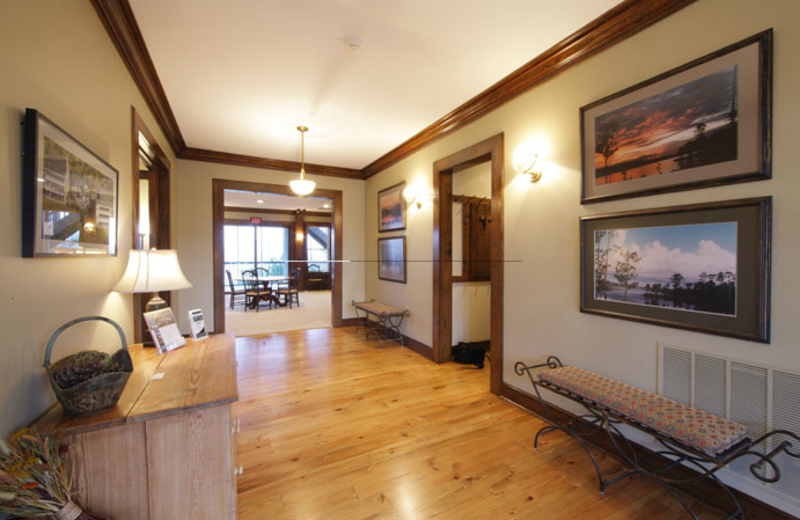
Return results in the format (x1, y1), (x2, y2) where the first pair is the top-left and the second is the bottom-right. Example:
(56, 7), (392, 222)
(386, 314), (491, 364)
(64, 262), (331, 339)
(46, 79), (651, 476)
(224, 206), (332, 218)
(433, 133), (504, 394)
(361, 0), (696, 178)
(131, 107), (172, 343)
(212, 180), (344, 332)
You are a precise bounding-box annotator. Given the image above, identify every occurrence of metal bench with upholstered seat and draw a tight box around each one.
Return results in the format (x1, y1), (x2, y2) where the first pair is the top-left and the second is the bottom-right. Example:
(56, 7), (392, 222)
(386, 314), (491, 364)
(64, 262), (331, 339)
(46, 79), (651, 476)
(352, 299), (410, 348)
(515, 357), (800, 519)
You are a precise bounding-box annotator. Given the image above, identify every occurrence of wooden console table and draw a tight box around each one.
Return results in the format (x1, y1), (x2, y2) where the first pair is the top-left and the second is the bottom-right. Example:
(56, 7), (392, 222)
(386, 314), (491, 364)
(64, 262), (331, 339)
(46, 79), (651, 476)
(35, 333), (240, 520)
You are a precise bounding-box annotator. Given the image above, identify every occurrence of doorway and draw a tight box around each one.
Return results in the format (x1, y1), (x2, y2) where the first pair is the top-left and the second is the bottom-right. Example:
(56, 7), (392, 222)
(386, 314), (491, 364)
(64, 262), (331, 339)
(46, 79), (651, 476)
(433, 134), (504, 394)
(131, 107), (171, 343)
(212, 179), (344, 334)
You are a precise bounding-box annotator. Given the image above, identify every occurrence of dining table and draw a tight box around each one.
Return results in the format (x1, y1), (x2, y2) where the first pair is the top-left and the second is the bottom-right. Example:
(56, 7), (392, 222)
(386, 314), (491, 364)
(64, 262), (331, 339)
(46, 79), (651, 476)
(238, 275), (290, 309)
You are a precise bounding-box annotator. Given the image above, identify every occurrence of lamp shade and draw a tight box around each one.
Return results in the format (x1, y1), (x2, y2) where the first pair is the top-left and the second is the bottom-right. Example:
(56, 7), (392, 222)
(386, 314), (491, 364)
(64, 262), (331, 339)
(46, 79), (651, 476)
(113, 249), (192, 293)
(289, 178), (316, 196)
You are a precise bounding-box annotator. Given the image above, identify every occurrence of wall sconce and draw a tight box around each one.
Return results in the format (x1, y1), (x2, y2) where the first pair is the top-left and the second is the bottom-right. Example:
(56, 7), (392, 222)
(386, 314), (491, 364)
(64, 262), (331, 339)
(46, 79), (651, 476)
(512, 151), (543, 183)
(403, 184), (430, 209)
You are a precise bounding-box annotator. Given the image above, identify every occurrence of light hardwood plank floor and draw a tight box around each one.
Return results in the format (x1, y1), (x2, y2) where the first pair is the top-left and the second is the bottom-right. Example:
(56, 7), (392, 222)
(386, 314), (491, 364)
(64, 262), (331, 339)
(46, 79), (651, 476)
(233, 327), (716, 519)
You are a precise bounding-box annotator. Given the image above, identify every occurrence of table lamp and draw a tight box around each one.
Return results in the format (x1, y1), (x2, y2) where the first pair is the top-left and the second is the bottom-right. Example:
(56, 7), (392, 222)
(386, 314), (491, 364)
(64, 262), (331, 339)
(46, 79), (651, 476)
(114, 249), (192, 345)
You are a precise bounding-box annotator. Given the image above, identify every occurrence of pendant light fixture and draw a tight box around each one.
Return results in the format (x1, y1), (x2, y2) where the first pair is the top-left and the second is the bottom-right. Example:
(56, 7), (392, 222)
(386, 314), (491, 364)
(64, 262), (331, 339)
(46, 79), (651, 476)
(289, 125), (316, 196)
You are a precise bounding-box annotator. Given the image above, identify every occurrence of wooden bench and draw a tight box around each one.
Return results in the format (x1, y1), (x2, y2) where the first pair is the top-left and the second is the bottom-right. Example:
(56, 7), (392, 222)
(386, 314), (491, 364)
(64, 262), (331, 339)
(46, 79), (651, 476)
(352, 299), (410, 348)
(515, 357), (800, 520)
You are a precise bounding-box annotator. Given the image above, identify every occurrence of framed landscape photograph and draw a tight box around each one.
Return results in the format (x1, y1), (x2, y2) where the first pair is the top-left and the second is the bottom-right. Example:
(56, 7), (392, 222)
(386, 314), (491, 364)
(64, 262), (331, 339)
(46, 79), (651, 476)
(580, 197), (771, 343)
(378, 236), (406, 283)
(22, 109), (119, 256)
(581, 30), (772, 204)
(378, 181), (406, 232)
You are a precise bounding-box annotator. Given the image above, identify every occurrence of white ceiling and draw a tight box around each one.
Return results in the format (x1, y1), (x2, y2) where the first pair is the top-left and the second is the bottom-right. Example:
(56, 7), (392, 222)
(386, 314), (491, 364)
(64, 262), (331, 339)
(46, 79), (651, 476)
(224, 190), (333, 211)
(129, 0), (623, 169)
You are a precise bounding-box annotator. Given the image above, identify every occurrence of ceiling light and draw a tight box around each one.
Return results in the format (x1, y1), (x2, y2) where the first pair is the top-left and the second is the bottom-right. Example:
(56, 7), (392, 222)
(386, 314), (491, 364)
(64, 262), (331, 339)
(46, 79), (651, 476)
(256, 199), (264, 204)
(289, 125), (316, 196)
(322, 203), (331, 209)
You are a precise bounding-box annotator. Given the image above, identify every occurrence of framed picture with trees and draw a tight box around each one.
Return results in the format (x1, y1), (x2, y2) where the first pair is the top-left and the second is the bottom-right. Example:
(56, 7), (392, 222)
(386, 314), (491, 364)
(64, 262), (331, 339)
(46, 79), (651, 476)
(580, 30), (772, 204)
(580, 197), (771, 343)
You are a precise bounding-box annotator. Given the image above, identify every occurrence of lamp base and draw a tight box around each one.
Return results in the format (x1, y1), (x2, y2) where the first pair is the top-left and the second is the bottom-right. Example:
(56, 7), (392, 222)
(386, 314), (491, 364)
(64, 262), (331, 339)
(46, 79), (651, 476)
(143, 293), (168, 348)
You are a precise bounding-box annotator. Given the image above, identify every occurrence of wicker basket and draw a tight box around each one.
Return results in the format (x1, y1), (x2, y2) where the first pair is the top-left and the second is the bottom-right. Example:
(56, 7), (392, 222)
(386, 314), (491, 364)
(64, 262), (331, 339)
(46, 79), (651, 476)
(44, 316), (133, 417)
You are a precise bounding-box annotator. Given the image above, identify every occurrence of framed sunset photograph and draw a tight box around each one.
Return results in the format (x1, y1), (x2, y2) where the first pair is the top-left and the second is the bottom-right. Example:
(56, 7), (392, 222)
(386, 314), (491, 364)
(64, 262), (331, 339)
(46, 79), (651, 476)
(580, 197), (771, 343)
(378, 181), (406, 232)
(580, 30), (771, 204)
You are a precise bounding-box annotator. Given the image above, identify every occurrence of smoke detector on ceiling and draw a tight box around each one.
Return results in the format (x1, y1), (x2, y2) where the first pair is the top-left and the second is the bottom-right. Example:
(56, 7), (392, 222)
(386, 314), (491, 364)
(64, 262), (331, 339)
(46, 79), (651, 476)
(345, 35), (362, 51)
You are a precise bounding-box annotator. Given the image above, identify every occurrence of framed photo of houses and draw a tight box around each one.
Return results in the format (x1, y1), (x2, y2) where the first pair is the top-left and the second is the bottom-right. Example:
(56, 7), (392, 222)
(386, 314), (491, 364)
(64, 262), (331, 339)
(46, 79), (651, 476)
(580, 30), (772, 204)
(22, 109), (118, 256)
(378, 181), (406, 232)
(580, 197), (771, 343)
(378, 236), (407, 284)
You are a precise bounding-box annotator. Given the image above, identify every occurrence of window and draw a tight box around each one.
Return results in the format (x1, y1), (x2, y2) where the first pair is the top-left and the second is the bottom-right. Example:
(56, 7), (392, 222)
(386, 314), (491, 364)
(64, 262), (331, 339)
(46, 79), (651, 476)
(306, 225), (330, 272)
(224, 224), (289, 282)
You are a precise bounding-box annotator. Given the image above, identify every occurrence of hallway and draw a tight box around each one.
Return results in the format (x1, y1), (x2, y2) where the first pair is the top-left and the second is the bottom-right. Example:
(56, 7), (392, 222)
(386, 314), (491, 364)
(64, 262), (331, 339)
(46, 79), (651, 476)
(232, 328), (714, 519)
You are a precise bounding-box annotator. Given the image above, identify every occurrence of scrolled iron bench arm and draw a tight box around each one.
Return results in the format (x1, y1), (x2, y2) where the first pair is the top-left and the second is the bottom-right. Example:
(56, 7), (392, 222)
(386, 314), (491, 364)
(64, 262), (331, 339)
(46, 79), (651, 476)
(514, 357), (800, 520)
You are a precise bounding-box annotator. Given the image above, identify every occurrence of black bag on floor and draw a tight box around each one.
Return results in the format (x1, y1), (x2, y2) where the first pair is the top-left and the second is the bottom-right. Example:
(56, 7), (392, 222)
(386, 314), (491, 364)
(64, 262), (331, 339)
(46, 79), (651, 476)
(452, 341), (487, 369)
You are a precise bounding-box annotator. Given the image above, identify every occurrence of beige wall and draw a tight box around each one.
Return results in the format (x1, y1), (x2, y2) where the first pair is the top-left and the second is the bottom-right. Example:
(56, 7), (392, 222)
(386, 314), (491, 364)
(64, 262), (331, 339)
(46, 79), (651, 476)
(365, 0), (799, 508)
(0, 0), (176, 435)
(173, 160), (365, 331)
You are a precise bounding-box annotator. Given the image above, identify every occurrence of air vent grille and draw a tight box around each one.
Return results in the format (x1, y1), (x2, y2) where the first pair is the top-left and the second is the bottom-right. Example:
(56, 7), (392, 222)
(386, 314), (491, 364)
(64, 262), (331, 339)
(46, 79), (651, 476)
(659, 345), (800, 507)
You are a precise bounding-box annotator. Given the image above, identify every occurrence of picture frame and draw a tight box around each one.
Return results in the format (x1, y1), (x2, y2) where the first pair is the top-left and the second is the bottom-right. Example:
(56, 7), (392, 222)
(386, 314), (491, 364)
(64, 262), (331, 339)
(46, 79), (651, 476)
(580, 197), (771, 343)
(378, 181), (406, 232)
(378, 236), (407, 284)
(580, 30), (772, 204)
(22, 109), (119, 256)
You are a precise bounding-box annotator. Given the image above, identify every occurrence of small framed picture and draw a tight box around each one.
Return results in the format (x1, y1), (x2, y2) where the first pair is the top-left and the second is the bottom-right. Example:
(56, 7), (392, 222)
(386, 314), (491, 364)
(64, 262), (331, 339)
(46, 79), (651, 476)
(378, 181), (406, 232)
(378, 236), (407, 284)
(188, 309), (208, 340)
(143, 307), (186, 354)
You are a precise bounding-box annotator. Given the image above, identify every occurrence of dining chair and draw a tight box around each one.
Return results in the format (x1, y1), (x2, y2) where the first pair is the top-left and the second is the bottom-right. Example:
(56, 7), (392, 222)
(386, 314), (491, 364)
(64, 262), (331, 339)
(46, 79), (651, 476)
(226, 269), (247, 310)
(307, 263), (325, 291)
(276, 267), (302, 308)
(242, 269), (272, 312)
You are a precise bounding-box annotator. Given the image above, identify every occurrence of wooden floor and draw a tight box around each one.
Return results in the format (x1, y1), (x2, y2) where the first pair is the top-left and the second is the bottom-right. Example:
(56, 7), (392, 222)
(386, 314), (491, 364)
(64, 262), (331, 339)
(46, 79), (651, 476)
(233, 327), (716, 519)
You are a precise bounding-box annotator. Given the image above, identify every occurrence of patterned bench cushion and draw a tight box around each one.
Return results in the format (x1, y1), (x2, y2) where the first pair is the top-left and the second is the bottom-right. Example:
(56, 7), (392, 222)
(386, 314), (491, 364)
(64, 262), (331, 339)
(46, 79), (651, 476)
(538, 365), (748, 457)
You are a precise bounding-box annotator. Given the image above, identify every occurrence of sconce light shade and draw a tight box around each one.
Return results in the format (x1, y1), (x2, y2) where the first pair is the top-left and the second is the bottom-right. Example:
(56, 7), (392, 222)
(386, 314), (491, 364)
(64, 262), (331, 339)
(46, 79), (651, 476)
(512, 150), (542, 183)
(403, 185), (421, 208)
(113, 249), (192, 294)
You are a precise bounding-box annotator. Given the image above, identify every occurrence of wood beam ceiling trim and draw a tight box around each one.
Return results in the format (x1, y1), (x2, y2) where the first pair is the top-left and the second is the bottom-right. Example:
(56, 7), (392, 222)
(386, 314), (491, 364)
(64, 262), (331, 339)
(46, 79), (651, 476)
(361, 0), (698, 178)
(181, 147), (363, 180)
(90, 0), (185, 154)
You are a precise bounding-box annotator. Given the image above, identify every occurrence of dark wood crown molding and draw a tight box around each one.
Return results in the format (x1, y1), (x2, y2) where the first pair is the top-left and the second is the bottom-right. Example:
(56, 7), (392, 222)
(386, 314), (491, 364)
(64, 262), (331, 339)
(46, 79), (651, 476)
(361, 0), (697, 178)
(181, 147), (363, 180)
(94, 0), (696, 182)
(91, 0), (185, 155)
(91, 0), (364, 181)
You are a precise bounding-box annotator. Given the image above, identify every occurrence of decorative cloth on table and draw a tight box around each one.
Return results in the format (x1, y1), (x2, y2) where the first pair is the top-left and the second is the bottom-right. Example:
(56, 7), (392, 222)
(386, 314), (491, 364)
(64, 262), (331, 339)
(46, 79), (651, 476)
(538, 365), (748, 456)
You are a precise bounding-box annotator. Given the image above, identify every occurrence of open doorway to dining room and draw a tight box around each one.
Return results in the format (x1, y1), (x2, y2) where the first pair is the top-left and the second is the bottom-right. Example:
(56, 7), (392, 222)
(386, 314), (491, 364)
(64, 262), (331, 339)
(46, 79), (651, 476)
(212, 179), (343, 337)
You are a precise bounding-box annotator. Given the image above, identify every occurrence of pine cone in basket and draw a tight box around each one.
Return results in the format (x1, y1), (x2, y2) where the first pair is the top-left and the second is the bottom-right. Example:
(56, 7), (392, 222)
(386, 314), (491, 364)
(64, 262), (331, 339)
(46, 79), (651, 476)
(55, 360), (126, 389)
